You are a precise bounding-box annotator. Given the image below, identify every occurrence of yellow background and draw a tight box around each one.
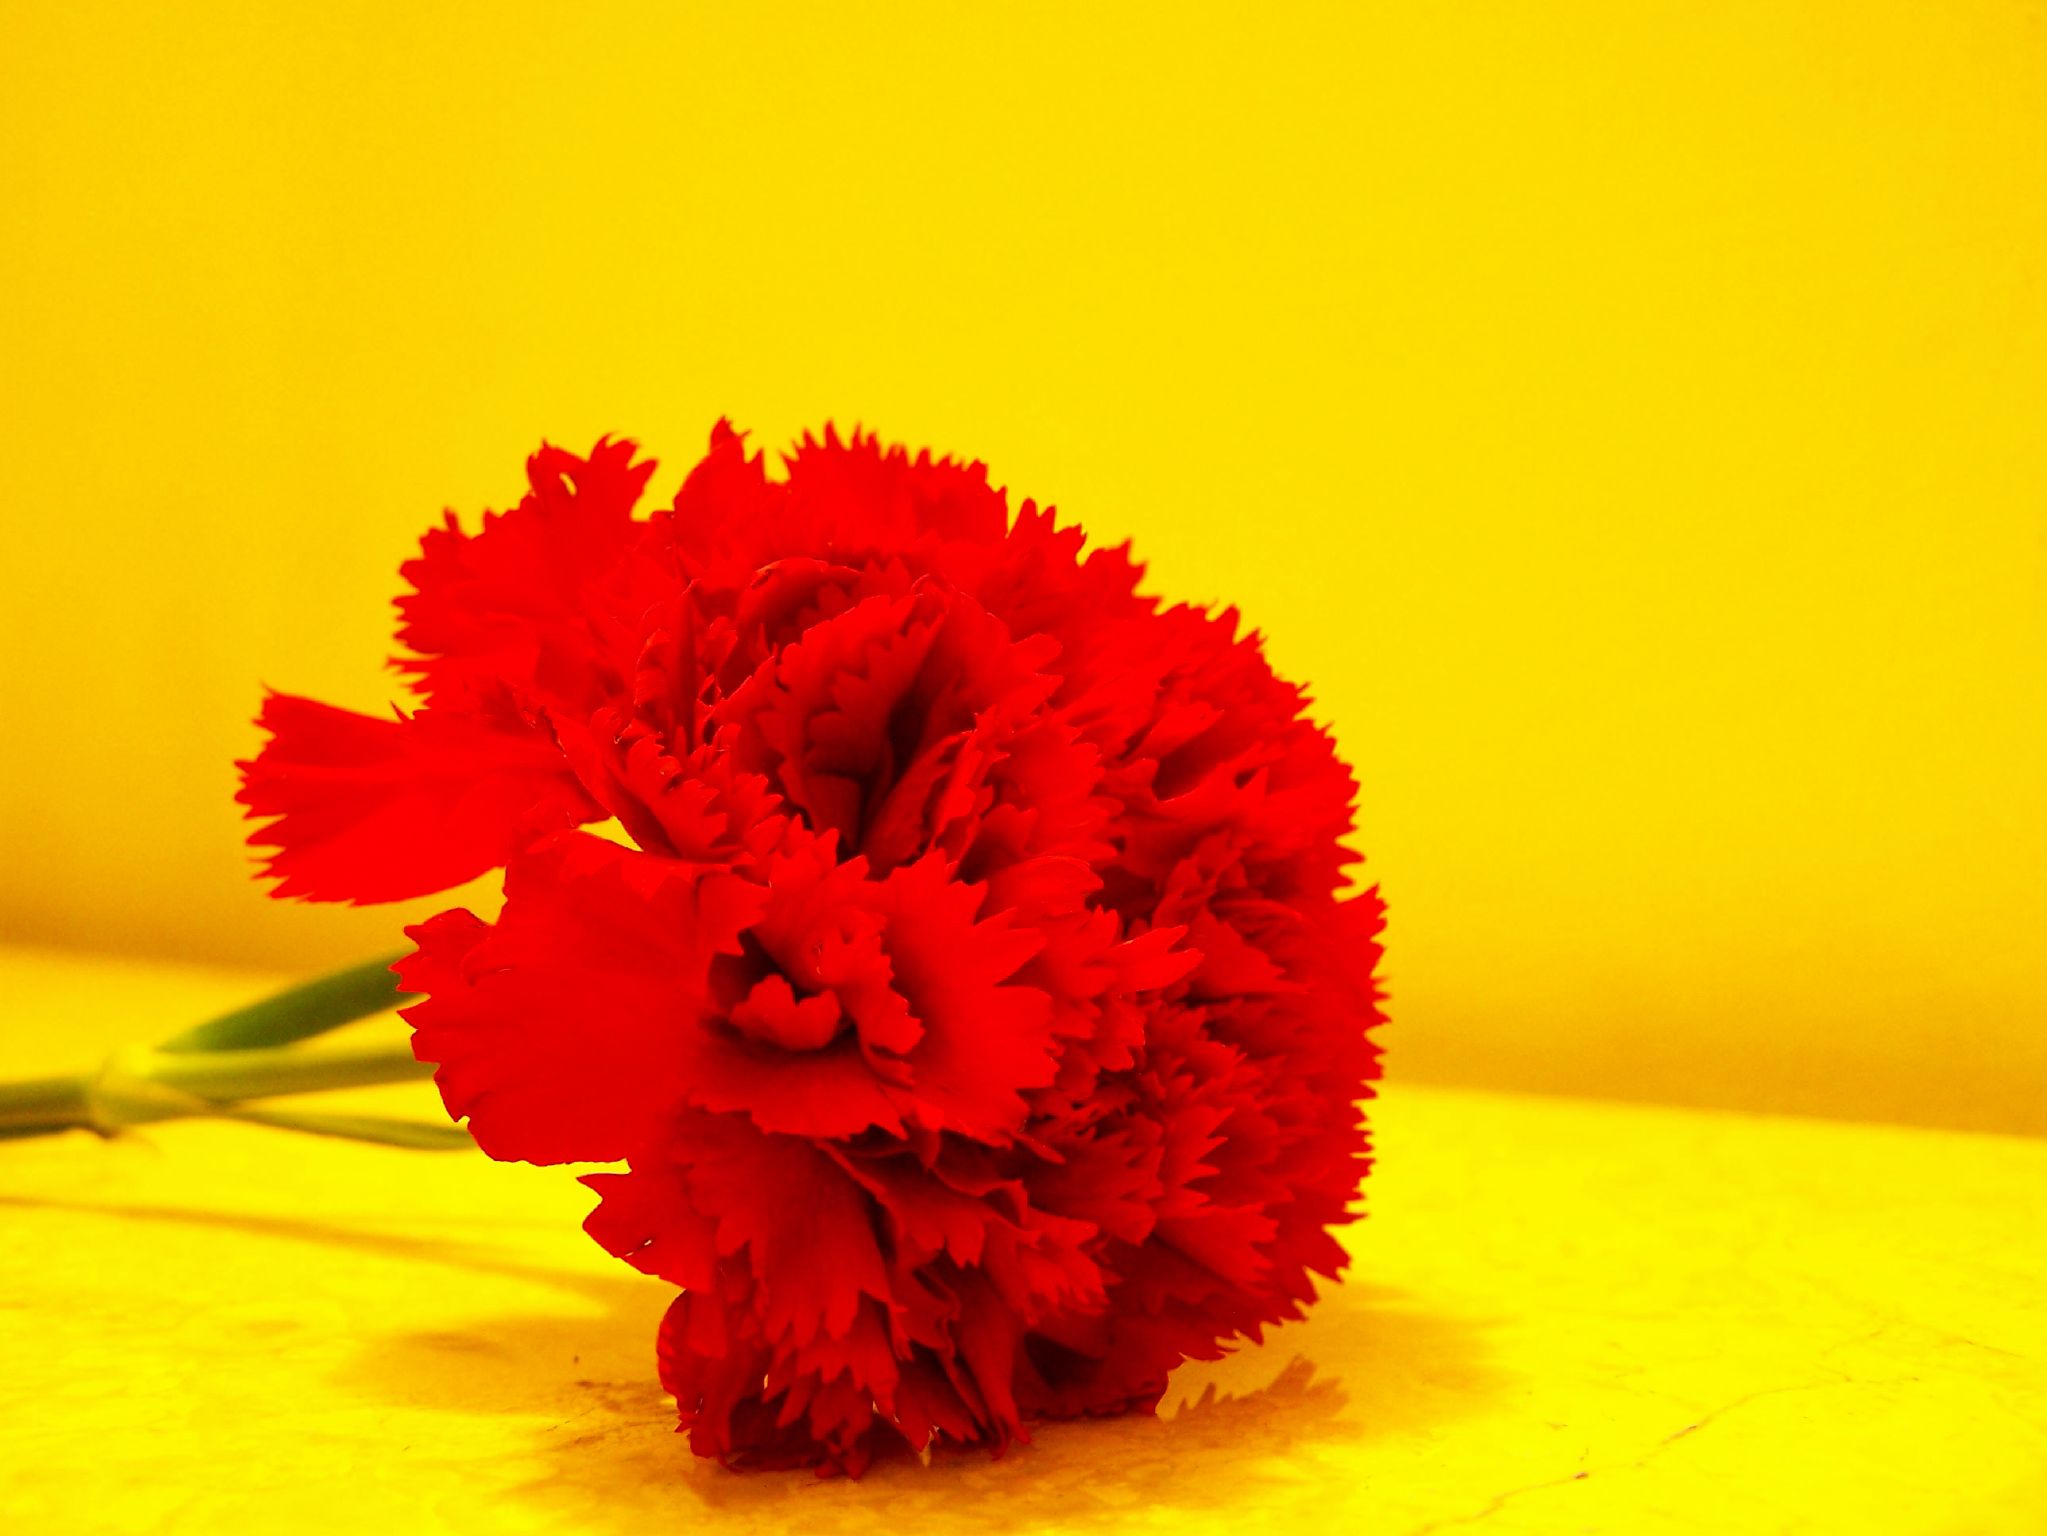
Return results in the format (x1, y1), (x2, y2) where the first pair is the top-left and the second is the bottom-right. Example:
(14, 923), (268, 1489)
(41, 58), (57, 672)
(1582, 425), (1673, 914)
(3, 0), (2044, 1133)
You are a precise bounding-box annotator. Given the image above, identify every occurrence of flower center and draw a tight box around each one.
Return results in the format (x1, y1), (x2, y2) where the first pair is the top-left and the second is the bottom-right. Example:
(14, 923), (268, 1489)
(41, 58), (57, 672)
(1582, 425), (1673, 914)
(728, 974), (846, 1052)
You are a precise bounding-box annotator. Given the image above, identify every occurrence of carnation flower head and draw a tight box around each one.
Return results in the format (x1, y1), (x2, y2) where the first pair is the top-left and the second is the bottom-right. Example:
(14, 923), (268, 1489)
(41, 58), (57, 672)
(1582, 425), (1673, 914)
(239, 423), (1386, 1475)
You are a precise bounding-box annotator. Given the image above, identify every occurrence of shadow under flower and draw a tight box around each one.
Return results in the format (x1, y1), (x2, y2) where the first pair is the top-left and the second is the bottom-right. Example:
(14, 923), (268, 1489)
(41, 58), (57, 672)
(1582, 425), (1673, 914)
(345, 1275), (1503, 1535)
(5, 1194), (1504, 1532)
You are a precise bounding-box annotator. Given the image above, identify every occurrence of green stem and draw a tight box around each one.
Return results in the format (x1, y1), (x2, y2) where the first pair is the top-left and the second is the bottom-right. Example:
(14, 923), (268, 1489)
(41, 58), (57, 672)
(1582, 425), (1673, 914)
(0, 1040), (436, 1137)
(0, 955), (464, 1149)
(156, 952), (409, 1052)
(0, 1074), (98, 1137)
(144, 1039), (433, 1102)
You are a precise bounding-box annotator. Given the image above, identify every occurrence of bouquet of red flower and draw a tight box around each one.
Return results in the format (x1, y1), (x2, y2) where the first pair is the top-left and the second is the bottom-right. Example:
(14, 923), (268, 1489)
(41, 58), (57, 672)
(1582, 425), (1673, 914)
(10, 424), (1385, 1476)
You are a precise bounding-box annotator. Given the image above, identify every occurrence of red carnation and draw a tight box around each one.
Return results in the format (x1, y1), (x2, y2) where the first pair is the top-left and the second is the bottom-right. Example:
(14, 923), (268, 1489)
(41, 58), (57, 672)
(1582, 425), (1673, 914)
(238, 424), (1386, 1474)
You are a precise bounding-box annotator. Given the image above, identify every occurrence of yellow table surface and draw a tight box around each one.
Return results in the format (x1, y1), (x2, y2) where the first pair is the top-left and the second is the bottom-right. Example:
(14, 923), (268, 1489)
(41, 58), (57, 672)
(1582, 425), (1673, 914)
(2, 945), (2041, 1535)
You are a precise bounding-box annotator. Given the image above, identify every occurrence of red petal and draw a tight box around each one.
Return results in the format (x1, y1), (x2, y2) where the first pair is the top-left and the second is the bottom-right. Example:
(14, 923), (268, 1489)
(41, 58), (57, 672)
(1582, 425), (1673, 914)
(236, 691), (595, 903)
(784, 426), (1010, 550)
(396, 436), (656, 704)
(400, 834), (766, 1163)
(671, 1112), (893, 1348)
(581, 1161), (718, 1290)
(685, 1029), (908, 1141)
(871, 853), (1056, 1142)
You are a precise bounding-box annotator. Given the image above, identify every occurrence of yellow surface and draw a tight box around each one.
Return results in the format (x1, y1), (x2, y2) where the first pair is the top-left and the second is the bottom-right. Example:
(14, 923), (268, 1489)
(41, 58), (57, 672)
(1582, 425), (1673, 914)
(2, 946), (2043, 1535)
(1, 3), (2043, 1134)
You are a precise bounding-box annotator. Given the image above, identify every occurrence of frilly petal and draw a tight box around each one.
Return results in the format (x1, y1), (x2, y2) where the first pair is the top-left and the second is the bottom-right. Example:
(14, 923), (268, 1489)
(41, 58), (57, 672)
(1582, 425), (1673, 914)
(236, 690), (597, 903)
